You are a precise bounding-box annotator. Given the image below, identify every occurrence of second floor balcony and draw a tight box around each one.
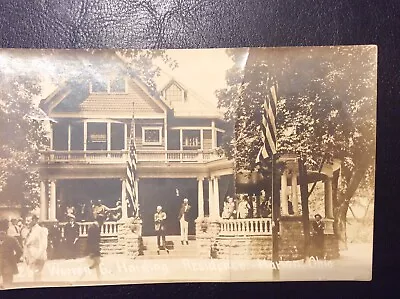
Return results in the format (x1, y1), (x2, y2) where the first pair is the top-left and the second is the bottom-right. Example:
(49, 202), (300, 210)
(40, 149), (226, 164)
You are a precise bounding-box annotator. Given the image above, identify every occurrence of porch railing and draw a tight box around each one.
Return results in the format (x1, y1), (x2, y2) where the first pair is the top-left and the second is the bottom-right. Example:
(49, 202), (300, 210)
(40, 149), (223, 163)
(60, 221), (120, 238)
(219, 218), (272, 236)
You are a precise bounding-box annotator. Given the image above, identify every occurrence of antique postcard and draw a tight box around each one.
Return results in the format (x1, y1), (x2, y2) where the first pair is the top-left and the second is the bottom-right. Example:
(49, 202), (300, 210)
(0, 46), (376, 289)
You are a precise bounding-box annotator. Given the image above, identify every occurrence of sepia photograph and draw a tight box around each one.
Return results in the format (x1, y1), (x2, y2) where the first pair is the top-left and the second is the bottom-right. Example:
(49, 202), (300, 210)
(0, 46), (376, 289)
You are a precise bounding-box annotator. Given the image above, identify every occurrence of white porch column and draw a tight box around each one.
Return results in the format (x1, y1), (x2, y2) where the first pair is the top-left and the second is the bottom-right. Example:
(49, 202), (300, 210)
(134, 179), (139, 215)
(325, 177), (334, 219)
(281, 171), (288, 215)
(197, 177), (204, 217)
(291, 173), (299, 215)
(124, 123), (128, 149)
(180, 129), (183, 150)
(213, 176), (220, 217)
(211, 121), (216, 149)
(107, 122), (111, 151)
(67, 123), (71, 151)
(208, 178), (214, 217)
(83, 120), (87, 151)
(121, 179), (128, 220)
(49, 180), (57, 220)
(40, 181), (47, 221)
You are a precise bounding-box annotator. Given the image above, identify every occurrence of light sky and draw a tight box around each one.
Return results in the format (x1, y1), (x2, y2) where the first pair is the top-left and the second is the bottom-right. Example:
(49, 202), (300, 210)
(39, 48), (240, 107)
(154, 48), (236, 106)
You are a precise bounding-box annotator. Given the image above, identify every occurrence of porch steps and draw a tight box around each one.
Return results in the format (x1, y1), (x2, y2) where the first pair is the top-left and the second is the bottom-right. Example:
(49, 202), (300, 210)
(137, 235), (198, 259)
(100, 236), (123, 256)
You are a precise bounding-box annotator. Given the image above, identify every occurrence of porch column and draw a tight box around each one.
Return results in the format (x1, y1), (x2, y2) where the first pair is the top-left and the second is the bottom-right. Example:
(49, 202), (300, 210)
(208, 178), (214, 217)
(211, 121), (216, 149)
(134, 179), (139, 215)
(179, 129), (183, 150)
(324, 177), (334, 218)
(121, 179), (128, 220)
(83, 120), (87, 151)
(197, 177), (204, 217)
(40, 180), (48, 221)
(213, 176), (220, 217)
(49, 180), (57, 220)
(67, 123), (71, 151)
(124, 123), (128, 149)
(107, 122), (111, 151)
(291, 173), (299, 215)
(280, 171), (288, 215)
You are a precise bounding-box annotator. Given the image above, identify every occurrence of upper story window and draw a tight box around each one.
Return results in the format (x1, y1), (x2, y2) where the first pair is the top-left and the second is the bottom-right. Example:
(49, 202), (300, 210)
(142, 126), (162, 146)
(90, 77), (127, 94)
(165, 83), (184, 103)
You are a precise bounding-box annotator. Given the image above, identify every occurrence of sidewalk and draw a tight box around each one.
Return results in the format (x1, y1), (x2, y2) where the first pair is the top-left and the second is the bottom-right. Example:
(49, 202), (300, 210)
(6, 243), (373, 289)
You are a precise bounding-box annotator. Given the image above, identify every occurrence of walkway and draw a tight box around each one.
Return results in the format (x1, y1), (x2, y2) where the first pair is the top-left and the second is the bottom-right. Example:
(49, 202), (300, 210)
(5, 242), (372, 289)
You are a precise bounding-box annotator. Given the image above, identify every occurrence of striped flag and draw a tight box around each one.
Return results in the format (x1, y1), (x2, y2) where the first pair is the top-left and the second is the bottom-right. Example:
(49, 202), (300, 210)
(126, 102), (139, 218)
(256, 84), (278, 163)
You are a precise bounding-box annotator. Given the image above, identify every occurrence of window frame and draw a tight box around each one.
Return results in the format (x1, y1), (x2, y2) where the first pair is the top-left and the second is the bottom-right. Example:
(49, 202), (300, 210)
(89, 77), (127, 94)
(142, 126), (163, 146)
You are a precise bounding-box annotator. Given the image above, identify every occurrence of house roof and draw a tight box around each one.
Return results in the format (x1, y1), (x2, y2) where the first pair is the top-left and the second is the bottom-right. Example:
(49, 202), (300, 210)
(40, 51), (224, 120)
(158, 78), (223, 119)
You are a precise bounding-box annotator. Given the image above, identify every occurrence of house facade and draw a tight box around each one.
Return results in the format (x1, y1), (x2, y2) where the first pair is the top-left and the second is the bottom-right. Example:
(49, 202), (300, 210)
(38, 71), (234, 237)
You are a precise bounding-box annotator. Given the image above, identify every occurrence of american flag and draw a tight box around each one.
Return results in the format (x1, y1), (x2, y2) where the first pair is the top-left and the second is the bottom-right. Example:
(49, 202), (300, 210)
(256, 84), (278, 163)
(126, 102), (139, 218)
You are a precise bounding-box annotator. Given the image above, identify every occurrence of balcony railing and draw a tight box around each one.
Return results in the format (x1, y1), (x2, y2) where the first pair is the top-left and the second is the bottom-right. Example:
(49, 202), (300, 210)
(40, 149), (223, 164)
(59, 221), (120, 238)
(219, 218), (273, 236)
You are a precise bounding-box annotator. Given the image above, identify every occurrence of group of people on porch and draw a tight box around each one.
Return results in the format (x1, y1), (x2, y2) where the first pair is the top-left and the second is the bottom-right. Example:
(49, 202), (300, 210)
(62, 199), (122, 222)
(222, 194), (272, 220)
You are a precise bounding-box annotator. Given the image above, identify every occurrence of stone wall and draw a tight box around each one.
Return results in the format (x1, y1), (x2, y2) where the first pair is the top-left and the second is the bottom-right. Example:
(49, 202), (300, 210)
(215, 236), (273, 260)
(117, 218), (143, 259)
(195, 217), (221, 258)
(279, 219), (305, 261)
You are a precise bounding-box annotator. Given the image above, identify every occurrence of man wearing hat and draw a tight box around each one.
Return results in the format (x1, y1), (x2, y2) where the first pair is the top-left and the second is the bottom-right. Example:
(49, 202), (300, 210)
(312, 214), (325, 259)
(64, 214), (80, 259)
(178, 198), (191, 245)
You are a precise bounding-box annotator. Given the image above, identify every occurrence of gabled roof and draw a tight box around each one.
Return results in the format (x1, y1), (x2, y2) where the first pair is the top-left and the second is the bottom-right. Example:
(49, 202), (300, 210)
(40, 76), (169, 118)
(159, 78), (223, 119)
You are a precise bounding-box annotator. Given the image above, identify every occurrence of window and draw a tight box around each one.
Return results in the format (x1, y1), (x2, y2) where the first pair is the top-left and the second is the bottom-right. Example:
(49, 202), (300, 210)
(87, 122), (107, 150)
(111, 123), (125, 150)
(165, 83), (184, 102)
(91, 78), (108, 93)
(110, 77), (126, 93)
(142, 127), (162, 145)
(90, 77), (126, 93)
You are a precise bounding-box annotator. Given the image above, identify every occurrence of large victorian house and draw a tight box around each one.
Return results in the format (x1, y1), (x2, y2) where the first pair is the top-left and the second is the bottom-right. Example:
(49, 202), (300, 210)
(37, 54), (340, 260)
(38, 62), (235, 240)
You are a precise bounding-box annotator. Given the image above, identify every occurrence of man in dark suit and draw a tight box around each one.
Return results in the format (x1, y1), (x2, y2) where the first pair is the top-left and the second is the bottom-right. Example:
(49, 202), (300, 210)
(64, 214), (80, 259)
(0, 218), (23, 289)
(178, 198), (191, 245)
(154, 206), (169, 255)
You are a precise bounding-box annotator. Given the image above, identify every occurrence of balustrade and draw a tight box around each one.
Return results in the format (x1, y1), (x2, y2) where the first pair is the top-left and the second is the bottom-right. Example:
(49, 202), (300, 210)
(41, 149), (222, 163)
(219, 218), (272, 236)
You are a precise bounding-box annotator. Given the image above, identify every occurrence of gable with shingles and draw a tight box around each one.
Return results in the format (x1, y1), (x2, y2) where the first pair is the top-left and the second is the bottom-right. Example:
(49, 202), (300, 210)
(48, 78), (166, 117)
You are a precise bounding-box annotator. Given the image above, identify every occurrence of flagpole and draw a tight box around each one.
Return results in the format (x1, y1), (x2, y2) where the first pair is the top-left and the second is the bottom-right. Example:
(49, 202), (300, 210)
(271, 153), (280, 280)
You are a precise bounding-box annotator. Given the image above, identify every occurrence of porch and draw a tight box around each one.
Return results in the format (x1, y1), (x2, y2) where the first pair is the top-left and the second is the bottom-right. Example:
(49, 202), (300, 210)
(40, 149), (224, 164)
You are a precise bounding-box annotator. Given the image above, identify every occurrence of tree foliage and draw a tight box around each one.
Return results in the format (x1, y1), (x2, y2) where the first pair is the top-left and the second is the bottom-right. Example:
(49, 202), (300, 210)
(217, 46), (377, 246)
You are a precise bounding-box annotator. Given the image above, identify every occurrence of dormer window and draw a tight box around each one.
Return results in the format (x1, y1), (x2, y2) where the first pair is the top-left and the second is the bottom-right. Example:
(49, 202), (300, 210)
(91, 78), (108, 93)
(90, 77), (127, 94)
(165, 83), (185, 103)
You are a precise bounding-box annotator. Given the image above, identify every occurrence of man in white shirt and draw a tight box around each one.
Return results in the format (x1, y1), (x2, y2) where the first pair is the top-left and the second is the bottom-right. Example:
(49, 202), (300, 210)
(23, 214), (48, 282)
(178, 198), (191, 245)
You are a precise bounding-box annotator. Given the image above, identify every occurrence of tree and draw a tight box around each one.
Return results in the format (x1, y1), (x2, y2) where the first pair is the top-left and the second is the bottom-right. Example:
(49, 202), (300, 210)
(0, 73), (49, 210)
(217, 46), (377, 249)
